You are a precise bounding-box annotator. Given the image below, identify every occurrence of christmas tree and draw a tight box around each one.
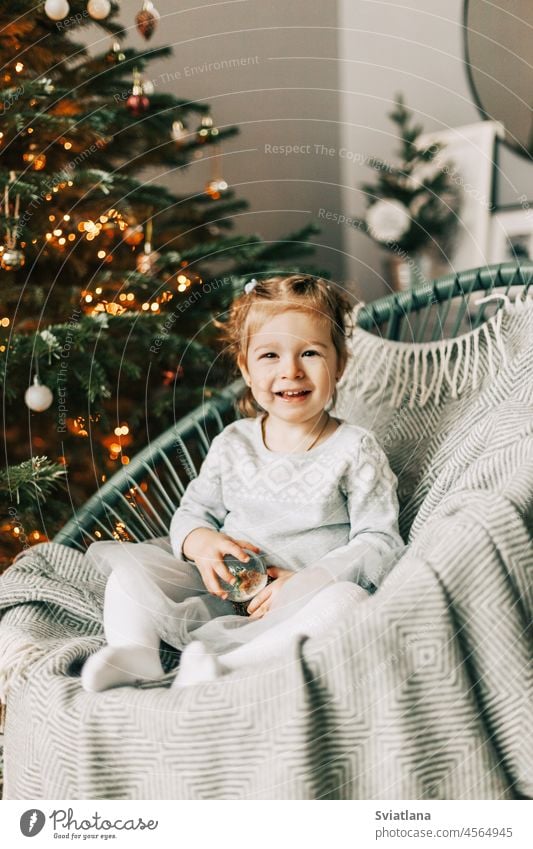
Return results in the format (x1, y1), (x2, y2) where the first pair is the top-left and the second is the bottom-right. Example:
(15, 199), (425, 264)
(0, 1), (320, 568)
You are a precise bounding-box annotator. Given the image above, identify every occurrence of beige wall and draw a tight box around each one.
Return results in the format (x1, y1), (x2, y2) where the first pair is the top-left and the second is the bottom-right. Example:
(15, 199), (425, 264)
(86, 1), (533, 300)
(337, 0), (533, 300)
(101, 0), (345, 283)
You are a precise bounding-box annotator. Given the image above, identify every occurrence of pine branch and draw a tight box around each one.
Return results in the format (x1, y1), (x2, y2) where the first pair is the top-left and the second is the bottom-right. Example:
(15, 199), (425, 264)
(0, 457), (66, 510)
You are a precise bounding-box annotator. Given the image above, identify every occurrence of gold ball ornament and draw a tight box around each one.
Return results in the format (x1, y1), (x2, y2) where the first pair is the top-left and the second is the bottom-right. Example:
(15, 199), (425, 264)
(87, 0), (111, 20)
(124, 225), (144, 246)
(24, 376), (54, 412)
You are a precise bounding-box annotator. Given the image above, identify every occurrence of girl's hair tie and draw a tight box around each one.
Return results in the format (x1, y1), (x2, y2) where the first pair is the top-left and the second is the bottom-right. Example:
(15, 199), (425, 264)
(244, 278), (258, 294)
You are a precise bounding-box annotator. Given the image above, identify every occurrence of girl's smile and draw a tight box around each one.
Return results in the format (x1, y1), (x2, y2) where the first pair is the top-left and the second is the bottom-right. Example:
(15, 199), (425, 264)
(238, 309), (346, 449)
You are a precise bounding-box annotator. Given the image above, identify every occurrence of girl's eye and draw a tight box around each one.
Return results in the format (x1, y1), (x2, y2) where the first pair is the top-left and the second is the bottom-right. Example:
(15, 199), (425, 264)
(259, 350), (320, 359)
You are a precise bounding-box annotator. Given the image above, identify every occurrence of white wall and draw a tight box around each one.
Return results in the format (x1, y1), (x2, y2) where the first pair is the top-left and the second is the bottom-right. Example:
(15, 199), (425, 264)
(337, 0), (533, 300)
(94, 0), (345, 281)
(85, 1), (533, 300)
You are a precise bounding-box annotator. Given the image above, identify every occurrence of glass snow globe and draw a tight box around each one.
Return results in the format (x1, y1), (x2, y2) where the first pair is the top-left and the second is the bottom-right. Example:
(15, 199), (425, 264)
(220, 549), (268, 602)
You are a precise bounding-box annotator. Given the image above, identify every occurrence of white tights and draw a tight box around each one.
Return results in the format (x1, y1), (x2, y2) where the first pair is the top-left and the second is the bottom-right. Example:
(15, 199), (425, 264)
(81, 539), (368, 692)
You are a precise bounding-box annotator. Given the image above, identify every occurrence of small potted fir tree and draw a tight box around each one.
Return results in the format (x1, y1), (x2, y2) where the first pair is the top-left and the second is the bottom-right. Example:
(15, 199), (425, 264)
(353, 95), (462, 291)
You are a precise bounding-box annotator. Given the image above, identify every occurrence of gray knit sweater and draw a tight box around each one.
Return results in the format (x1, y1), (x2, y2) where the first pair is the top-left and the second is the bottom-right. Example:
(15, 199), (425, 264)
(169, 414), (404, 591)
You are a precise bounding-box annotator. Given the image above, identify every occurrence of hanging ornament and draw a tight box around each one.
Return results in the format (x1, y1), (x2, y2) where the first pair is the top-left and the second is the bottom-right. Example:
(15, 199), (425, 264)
(124, 224), (144, 246)
(1, 247), (25, 271)
(87, 0), (111, 20)
(106, 39), (126, 64)
(171, 120), (187, 146)
(136, 215), (159, 274)
(126, 69), (150, 116)
(196, 114), (219, 143)
(25, 376), (53, 412)
(1, 179), (25, 270)
(44, 0), (70, 20)
(205, 146), (228, 200)
(135, 1), (160, 40)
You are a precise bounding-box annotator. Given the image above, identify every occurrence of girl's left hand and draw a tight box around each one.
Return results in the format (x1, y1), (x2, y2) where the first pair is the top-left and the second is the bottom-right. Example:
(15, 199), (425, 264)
(247, 565), (295, 620)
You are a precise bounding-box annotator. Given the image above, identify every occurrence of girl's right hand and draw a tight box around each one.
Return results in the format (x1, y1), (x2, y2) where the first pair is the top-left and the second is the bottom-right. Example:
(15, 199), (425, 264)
(182, 528), (261, 599)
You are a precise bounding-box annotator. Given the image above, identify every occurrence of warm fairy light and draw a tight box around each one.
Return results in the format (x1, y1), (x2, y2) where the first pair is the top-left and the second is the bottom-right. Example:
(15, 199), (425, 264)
(177, 274), (188, 284)
(49, 214), (55, 221)
(13, 527), (20, 535)
(127, 293), (134, 301)
(45, 194), (52, 201)
(121, 456), (130, 465)
(150, 303), (159, 311)
(53, 229), (62, 236)
(142, 302), (149, 310)
(64, 141), (72, 150)
(68, 234), (75, 241)
(95, 287), (102, 294)
(52, 186), (58, 192)
(95, 530), (102, 537)
(45, 233), (52, 240)
(114, 425), (129, 436)
(63, 214), (70, 221)
(97, 250), (106, 259)
(1, 318), (10, 327)
(58, 237), (66, 245)
(32, 531), (40, 539)
(67, 180), (73, 186)
(15, 62), (24, 72)
(0, 346), (5, 352)
(110, 442), (121, 453)
(27, 127), (33, 134)
(119, 294), (126, 301)
(100, 215), (108, 223)
(85, 294), (93, 303)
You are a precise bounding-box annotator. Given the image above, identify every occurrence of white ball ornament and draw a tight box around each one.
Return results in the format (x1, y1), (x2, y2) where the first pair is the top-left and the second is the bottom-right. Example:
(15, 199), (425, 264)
(44, 0), (70, 21)
(87, 0), (111, 20)
(25, 376), (54, 412)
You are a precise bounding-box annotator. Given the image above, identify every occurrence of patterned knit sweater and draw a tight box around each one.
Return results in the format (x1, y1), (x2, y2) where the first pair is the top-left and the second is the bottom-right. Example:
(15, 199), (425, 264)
(169, 414), (404, 591)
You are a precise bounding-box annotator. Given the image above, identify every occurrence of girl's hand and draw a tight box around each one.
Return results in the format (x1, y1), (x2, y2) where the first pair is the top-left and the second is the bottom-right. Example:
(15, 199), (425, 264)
(247, 565), (295, 620)
(182, 528), (261, 599)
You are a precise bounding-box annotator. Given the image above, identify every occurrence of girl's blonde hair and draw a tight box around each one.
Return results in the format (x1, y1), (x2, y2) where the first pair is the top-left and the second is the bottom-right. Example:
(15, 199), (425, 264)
(213, 275), (356, 417)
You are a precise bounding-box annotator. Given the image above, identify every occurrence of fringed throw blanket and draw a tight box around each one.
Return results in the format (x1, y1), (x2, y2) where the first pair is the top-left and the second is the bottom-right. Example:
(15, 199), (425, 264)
(0, 300), (532, 800)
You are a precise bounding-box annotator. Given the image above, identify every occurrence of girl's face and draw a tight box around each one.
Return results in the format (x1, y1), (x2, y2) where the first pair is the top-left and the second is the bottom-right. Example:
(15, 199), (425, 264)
(238, 309), (345, 422)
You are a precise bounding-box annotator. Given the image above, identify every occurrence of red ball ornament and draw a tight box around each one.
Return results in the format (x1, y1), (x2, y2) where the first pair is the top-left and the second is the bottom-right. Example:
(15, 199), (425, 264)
(126, 93), (149, 116)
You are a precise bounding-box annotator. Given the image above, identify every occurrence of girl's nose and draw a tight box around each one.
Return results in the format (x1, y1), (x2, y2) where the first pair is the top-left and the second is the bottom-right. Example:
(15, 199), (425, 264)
(281, 357), (304, 379)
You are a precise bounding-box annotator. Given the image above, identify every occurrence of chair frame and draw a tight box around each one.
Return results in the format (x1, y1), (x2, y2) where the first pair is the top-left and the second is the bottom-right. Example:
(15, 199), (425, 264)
(53, 261), (533, 550)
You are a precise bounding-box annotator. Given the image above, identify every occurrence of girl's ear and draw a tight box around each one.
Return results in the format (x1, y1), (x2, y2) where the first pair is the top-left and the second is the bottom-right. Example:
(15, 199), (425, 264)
(237, 353), (250, 384)
(336, 351), (348, 380)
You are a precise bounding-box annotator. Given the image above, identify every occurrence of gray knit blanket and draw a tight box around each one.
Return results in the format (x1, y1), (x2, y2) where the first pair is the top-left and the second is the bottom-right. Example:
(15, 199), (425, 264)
(1, 298), (532, 800)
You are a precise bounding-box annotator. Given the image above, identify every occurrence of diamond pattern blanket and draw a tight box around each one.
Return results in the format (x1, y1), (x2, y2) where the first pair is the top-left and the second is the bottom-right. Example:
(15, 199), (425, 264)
(0, 299), (532, 800)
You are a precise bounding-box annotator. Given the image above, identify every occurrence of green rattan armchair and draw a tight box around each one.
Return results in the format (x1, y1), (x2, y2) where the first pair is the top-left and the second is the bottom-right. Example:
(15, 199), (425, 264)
(53, 261), (533, 551)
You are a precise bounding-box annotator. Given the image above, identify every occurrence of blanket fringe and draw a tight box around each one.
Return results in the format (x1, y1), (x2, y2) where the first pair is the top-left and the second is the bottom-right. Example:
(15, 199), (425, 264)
(350, 292), (532, 408)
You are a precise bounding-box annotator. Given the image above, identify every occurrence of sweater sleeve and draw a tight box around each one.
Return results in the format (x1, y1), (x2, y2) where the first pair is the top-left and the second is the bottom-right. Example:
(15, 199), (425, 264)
(169, 433), (228, 561)
(313, 432), (405, 590)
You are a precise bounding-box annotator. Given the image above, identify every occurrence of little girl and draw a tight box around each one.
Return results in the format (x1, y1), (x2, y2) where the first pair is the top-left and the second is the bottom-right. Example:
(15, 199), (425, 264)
(82, 275), (404, 692)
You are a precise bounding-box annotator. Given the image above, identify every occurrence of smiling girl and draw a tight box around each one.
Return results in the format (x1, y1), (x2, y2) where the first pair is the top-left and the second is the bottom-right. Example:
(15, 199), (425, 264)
(81, 275), (404, 692)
